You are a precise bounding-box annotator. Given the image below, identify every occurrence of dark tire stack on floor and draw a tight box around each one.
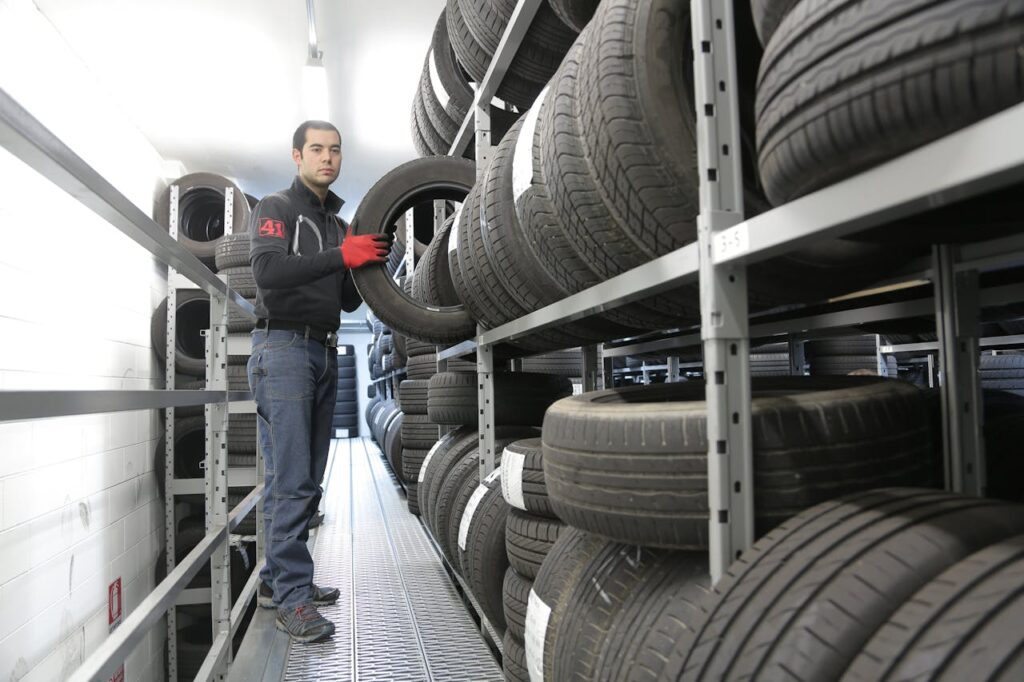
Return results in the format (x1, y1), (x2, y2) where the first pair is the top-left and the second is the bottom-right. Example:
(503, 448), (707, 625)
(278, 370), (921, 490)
(332, 345), (359, 437)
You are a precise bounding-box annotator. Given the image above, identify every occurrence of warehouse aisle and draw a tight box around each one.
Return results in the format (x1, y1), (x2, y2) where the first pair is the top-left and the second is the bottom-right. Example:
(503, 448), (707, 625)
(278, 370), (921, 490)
(231, 437), (502, 681)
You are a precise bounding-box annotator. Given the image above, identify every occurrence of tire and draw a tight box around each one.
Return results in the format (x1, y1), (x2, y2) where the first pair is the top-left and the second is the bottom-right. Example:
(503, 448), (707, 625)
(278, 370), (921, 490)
(427, 371), (573, 426)
(227, 414), (257, 454)
(400, 414), (438, 450)
(592, 553), (712, 682)
(406, 339), (437, 357)
(332, 415), (358, 428)
(157, 416), (206, 479)
(756, 0), (1024, 206)
(383, 412), (404, 475)
(419, 427), (480, 532)
(503, 567), (531, 642)
(429, 8), (476, 124)
(542, 377), (937, 549)
(505, 509), (564, 580)
(350, 157), (478, 344)
(668, 489), (1024, 681)
(847, 534), (1024, 681)
(806, 335), (878, 357)
(412, 214), (462, 308)
(436, 453), (485, 568)
(214, 232), (251, 270)
(457, 468), (509, 631)
(155, 172), (251, 269)
(503, 632), (529, 682)
(519, 349), (584, 378)
(222, 266), (257, 298)
(500, 438), (555, 517)
(152, 290), (210, 377)
(526, 527), (609, 682)
(551, 543), (708, 682)
(809, 355), (881, 376)
(750, 0), (801, 45)
(548, 0), (600, 32)
(401, 448), (432, 486)
(398, 380), (429, 415)
(406, 481), (421, 516)
(406, 353), (438, 380)
(228, 297), (257, 333)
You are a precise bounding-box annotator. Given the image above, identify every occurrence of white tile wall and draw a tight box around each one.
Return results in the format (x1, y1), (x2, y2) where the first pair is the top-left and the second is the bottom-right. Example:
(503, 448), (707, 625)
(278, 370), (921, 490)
(0, 1), (172, 680)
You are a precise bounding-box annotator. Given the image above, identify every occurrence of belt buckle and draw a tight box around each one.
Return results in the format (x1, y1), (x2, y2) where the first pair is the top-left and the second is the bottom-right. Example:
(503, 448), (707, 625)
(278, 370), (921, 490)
(326, 332), (338, 348)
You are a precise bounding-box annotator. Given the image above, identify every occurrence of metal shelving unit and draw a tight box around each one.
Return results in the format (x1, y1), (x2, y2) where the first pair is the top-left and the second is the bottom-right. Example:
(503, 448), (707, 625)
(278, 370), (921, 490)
(436, 0), (1024, 584)
(0, 86), (264, 681)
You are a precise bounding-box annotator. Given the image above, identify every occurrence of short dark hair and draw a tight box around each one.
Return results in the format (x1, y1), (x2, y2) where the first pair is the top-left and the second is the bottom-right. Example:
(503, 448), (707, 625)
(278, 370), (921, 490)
(292, 120), (341, 153)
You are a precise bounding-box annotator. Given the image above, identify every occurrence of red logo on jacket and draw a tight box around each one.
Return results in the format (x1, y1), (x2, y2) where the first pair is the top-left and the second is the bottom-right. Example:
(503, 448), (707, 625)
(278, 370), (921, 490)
(259, 219), (285, 238)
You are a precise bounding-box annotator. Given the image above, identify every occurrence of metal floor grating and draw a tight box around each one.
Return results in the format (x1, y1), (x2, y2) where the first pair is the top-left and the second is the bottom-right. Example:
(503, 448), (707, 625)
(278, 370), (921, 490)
(282, 437), (503, 681)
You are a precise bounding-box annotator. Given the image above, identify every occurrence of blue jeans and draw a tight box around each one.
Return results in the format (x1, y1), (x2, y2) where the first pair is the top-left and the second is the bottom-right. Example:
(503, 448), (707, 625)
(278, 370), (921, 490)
(247, 328), (337, 610)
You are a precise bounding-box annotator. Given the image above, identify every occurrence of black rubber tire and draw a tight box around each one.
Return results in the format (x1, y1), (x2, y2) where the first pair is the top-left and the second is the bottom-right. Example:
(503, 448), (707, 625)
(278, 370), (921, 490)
(548, 0), (600, 32)
(592, 552), (712, 682)
(336, 378), (356, 392)
(158, 416), (206, 479)
(227, 414), (257, 454)
(519, 349), (584, 378)
(398, 380), (429, 415)
(401, 414), (438, 450)
(552, 543), (708, 682)
(350, 157), (478, 344)
(809, 355), (881, 376)
(406, 481), (421, 516)
(503, 567), (531, 642)
(756, 0), (1024, 206)
(155, 172), (251, 269)
(542, 377), (937, 549)
(406, 353), (439, 380)
(437, 454), (484, 568)
(527, 527), (610, 682)
(227, 297), (257, 333)
(668, 489), (1024, 681)
(427, 371), (572, 426)
(504, 632), (529, 682)
(383, 412), (404, 475)
(152, 290), (210, 377)
(750, 0), (801, 46)
(500, 438), (555, 518)
(806, 335), (879, 357)
(429, 8), (476, 124)
(411, 214), (461, 308)
(457, 468), (509, 631)
(543, 6), (701, 323)
(406, 339), (437, 357)
(505, 509), (564, 581)
(332, 415), (358, 428)
(420, 427), (480, 532)
(214, 232), (251, 270)
(222, 266), (257, 298)
(418, 57), (460, 148)
(847, 533), (1024, 681)
(457, 0), (576, 81)
(401, 448), (431, 486)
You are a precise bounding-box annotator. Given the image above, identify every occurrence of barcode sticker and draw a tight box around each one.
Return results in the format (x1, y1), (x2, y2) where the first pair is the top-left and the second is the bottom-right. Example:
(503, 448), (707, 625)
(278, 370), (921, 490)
(501, 451), (526, 510)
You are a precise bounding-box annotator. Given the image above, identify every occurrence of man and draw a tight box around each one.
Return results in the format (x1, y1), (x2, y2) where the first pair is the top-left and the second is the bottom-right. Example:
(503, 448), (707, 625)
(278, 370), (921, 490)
(247, 120), (389, 642)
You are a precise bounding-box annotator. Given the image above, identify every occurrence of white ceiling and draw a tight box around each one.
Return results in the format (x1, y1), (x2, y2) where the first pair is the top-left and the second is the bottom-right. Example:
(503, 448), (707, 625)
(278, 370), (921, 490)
(34, 0), (446, 220)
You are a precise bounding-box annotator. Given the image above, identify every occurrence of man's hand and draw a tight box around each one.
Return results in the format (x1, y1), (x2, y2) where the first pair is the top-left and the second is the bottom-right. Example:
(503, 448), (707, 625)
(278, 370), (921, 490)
(340, 228), (391, 269)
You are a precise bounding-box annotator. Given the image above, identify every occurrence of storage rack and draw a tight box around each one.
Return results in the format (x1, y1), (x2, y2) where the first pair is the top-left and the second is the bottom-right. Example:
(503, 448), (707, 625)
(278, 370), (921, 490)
(0, 88), (265, 681)
(435, 0), (1024, 583)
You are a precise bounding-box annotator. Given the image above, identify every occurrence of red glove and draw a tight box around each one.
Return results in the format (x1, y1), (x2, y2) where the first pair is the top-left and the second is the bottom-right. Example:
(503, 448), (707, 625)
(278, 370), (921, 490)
(340, 228), (391, 269)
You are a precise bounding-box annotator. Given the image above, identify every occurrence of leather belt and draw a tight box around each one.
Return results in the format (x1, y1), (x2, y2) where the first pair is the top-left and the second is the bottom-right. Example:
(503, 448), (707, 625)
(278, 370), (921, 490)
(256, 319), (338, 348)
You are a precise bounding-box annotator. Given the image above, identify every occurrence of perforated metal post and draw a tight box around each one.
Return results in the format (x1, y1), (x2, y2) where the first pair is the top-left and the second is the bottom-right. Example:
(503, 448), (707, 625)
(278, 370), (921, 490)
(693, 0), (753, 583)
(933, 245), (985, 496)
(404, 208), (416, 285)
(582, 345), (600, 392)
(475, 104), (493, 177)
(477, 337), (496, 480)
(667, 356), (681, 383)
(164, 184), (180, 681)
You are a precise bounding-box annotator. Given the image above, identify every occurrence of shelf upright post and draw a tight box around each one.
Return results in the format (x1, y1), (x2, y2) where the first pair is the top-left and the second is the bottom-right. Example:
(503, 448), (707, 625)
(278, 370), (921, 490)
(477, 332), (496, 480)
(667, 356), (681, 383)
(692, 0), (753, 582)
(582, 345), (600, 392)
(435, 196), (448, 439)
(932, 244), (985, 496)
(205, 188), (233, 674)
(404, 208), (416, 285)
(164, 184), (180, 682)
(874, 335), (887, 377)
(602, 355), (615, 389)
(787, 339), (806, 376)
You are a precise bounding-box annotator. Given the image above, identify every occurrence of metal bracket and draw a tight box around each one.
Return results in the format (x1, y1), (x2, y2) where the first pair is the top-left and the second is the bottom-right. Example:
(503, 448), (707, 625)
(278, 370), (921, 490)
(933, 245), (985, 496)
(477, 336), (496, 480)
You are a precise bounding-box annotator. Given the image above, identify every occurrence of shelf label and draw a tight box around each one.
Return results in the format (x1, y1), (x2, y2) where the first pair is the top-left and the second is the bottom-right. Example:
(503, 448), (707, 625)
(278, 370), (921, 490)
(526, 588), (552, 682)
(712, 223), (749, 261)
(501, 451), (526, 510)
(458, 482), (491, 551)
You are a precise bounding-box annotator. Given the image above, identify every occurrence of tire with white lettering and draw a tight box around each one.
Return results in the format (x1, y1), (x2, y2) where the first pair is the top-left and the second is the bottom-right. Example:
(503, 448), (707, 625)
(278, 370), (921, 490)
(756, 0), (1024, 206)
(669, 489), (1024, 681)
(542, 377), (937, 549)
(407, 482), (421, 516)
(351, 157), (478, 344)
(846, 534), (1024, 681)
(458, 469), (509, 632)
(500, 438), (554, 517)
(506, 509), (564, 580)
(437, 454), (484, 568)
(155, 172), (251, 269)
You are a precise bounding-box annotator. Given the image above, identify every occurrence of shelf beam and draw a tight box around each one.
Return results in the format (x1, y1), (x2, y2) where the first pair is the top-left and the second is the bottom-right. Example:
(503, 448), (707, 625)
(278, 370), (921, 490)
(0, 390), (251, 423)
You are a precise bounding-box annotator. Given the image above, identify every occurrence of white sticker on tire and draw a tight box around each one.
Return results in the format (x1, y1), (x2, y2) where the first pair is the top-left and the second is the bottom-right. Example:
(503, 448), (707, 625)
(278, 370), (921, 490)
(511, 86), (549, 204)
(458, 482), (490, 552)
(501, 450), (527, 511)
(484, 467), (502, 486)
(448, 204), (463, 255)
(418, 435), (448, 483)
(427, 48), (450, 110)
(526, 588), (552, 682)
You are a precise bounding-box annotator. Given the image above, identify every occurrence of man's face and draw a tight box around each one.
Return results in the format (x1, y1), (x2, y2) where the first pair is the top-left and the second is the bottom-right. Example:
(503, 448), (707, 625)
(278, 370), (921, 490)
(293, 128), (342, 190)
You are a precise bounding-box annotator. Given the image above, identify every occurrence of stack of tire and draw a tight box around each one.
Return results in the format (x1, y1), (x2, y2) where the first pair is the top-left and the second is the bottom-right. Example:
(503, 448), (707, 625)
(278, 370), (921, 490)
(523, 376), (946, 679)
(333, 345), (359, 437)
(807, 335), (897, 378)
(750, 341), (795, 377)
(979, 353), (1024, 395)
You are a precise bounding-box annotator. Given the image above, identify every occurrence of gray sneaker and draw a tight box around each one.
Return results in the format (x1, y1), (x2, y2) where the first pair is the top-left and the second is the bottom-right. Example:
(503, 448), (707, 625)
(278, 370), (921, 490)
(276, 603), (335, 643)
(259, 582), (340, 609)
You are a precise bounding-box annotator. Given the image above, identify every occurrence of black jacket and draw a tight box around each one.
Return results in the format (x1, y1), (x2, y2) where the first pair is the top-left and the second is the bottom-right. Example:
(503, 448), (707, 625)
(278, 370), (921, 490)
(248, 177), (361, 331)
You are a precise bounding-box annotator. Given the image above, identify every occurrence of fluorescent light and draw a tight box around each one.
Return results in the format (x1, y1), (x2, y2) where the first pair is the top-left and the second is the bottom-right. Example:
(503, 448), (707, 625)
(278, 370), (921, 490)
(303, 61), (329, 120)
